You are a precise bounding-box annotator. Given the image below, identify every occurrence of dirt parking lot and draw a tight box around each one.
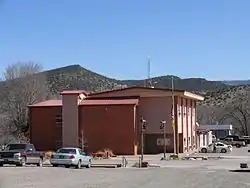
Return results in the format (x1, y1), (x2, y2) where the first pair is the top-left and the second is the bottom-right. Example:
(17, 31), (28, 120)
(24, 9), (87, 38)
(0, 146), (250, 188)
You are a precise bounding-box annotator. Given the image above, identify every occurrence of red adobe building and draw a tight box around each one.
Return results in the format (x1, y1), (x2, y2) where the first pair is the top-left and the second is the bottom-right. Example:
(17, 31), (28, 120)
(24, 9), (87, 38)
(28, 86), (204, 155)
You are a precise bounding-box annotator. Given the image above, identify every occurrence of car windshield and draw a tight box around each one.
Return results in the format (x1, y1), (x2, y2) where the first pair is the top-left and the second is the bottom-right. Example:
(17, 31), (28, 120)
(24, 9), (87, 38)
(5, 144), (26, 151)
(56, 148), (76, 154)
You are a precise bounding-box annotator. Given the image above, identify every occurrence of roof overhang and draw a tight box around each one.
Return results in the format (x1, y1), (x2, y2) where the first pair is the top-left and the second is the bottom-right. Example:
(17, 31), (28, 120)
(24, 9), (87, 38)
(88, 86), (204, 101)
(182, 91), (204, 101)
(79, 99), (139, 106)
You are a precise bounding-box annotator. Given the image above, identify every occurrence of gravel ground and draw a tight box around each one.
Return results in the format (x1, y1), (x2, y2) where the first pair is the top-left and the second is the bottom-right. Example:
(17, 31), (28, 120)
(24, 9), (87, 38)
(0, 147), (250, 188)
(1, 164), (250, 188)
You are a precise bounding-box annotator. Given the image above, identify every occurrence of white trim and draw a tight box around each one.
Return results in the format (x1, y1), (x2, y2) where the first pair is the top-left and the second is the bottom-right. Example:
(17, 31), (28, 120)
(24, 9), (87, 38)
(183, 91), (204, 101)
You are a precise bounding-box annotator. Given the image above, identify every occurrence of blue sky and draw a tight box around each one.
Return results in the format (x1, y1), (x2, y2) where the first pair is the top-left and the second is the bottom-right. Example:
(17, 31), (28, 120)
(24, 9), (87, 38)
(1, 0), (250, 80)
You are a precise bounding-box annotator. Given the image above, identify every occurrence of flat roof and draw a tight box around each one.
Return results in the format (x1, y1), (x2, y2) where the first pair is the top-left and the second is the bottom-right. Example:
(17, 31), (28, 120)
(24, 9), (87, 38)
(88, 86), (204, 101)
(60, 90), (90, 95)
(28, 100), (62, 107)
(89, 86), (185, 96)
(28, 99), (138, 107)
(199, 124), (233, 130)
(79, 99), (139, 106)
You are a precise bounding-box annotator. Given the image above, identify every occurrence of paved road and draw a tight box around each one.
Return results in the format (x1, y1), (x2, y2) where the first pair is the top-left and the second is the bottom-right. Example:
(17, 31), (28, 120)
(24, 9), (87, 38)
(0, 146), (250, 188)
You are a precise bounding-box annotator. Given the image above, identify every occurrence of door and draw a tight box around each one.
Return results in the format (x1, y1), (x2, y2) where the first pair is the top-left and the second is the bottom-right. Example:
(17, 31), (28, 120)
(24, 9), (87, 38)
(26, 144), (39, 164)
(215, 143), (225, 153)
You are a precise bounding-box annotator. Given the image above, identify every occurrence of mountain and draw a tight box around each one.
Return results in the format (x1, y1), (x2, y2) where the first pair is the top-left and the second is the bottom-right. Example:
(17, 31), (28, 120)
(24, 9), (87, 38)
(122, 76), (229, 92)
(0, 64), (249, 135)
(0, 64), (236, 97)
(45, 65), (232, 94)
(223, 80), (250, 86)
(44, 65), (120, 94)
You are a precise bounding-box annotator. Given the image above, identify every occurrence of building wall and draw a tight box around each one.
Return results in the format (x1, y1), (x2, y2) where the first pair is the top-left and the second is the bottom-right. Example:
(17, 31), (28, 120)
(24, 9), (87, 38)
(187, 99), (192, 150)
(144, 133), (183, 154)
(79, 104), (136, 155)
(62, 94), (79, 147)
(182, 98), (187, 152)
(30, 106), (62, 151)
(137, 97), (172, 133)
(177, 97), (182, 134)
(191, 100), (196, 148)
(137, 97), (185, 154)
(179, 98), (197, 152)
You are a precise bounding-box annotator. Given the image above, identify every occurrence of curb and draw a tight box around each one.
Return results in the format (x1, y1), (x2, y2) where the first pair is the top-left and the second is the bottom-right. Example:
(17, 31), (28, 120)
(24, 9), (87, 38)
(229, 169), (250, 172)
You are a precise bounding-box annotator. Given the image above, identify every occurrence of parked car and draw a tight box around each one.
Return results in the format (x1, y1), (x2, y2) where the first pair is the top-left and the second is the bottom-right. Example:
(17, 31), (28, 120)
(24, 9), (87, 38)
(242, 136), (250, 144)
(220, 135), (249, 145)
(200, 142), (232, 153)
(0, 143), (44, 167)
(222, 138), (245, 148)
(50, 147), (92, 169)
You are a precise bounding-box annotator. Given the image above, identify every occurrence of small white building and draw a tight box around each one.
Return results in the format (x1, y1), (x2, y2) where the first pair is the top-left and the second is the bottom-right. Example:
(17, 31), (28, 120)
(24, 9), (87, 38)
(199, 124), (232, 139)
(196, 128), (213, 147)
(196, 122), (213, 147)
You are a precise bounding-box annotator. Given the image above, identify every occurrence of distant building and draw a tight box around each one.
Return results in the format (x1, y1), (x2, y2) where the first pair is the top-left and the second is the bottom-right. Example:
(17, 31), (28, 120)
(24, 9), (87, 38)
(199, 124), (232, 138)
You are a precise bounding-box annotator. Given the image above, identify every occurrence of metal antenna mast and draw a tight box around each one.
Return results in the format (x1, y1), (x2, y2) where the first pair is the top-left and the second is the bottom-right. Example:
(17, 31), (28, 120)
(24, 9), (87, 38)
(147, 57), (153, 88)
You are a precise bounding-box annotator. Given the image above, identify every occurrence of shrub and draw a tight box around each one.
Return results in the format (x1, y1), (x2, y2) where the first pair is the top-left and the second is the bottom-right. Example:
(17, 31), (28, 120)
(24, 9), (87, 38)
(92, 148), (116, 159)
(170, 154), (179, 160)
(45, 151), (55, 159)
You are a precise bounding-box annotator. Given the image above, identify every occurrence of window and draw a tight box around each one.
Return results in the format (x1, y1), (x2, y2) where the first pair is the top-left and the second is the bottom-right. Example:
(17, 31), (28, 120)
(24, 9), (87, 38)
(216, 143), (224, 147)
(192, 107), (195, 116)
(79, 149), (86, 156)
(55, 114), (62, 125)
(57, 148), (76, 154)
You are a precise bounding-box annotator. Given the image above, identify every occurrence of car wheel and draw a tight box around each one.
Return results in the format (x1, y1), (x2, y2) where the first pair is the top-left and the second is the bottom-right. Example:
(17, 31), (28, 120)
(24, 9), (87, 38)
(221, 148), (227, 153)
(65, 165), (70, 168)
(37, 158), (43, 167)
(16, 157), (26, 167)
(75, 160), (81, 169)
(86, 160), (91, 168)
(201, 148), (207, 153)
(236, 144), (241, 148)
(52, 164), (58, 167)
(0, 163), (3, 167)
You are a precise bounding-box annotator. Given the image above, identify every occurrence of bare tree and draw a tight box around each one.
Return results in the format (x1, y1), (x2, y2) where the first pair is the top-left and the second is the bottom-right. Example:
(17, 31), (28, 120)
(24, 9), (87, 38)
(79, 130), (88, 150)
(1, 62), (51, 139)
(197, 105), (223, 125)
(220, 89), (250, 135)
(4, 62), (43, 80)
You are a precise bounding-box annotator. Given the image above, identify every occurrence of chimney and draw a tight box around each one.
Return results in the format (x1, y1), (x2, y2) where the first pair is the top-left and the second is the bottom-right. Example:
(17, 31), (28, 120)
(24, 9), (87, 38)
(60, 90), (87, 147)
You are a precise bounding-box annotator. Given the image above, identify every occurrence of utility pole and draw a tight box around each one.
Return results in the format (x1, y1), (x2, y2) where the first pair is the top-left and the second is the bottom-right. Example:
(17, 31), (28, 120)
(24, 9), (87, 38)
(171, 76), (177, 154)
(160, 120), (167, 160)
(140, 116), (147, 162)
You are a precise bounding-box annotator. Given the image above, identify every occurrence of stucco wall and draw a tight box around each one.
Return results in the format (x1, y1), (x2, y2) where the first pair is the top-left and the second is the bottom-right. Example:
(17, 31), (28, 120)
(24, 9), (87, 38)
(182, 98), (187, 151)
(137, 97), (172, 134)
(191, 100), (196, 148)
(30, 106), (62, 151)
(62, 95), (79, 147)
(79, 104), (136, 155)
(177, 97), (182, 134)
(187, 99), (192, 149)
